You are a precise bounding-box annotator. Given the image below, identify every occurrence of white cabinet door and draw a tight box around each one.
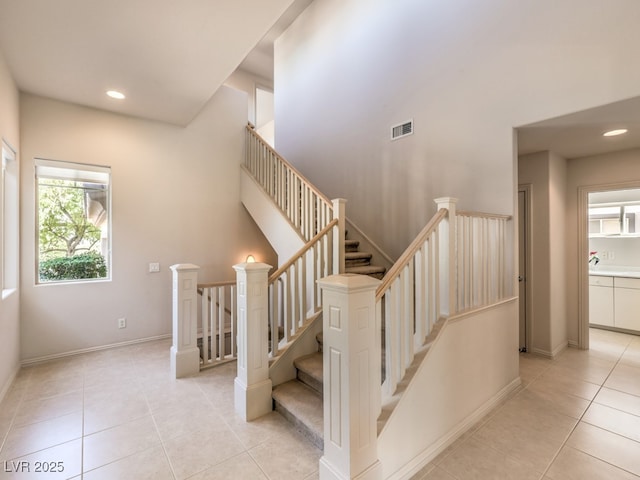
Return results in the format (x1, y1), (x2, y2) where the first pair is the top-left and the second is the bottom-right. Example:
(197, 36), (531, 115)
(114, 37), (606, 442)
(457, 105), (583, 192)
(614, 286), (640, 331)
(589, 285), (614, 327)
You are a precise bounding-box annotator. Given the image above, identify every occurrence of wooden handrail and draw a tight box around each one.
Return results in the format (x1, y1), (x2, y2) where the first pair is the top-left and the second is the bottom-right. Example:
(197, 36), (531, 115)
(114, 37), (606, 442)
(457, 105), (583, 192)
(198, 280), (236, 289)
(269, 218), (339, 283)
(376, 208), (448, 300)
(457, 210), (512, 220)
(246, 126), (333, 207)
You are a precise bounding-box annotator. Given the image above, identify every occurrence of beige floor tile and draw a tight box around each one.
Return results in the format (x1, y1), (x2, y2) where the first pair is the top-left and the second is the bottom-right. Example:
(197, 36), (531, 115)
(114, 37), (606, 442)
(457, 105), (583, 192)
(187, 452), (268, 480)
(163, 424), (246, 479)
(582, 402), (640, 443)
(82, 415), (161, 472)
(22, 375), (84, 403)
(82, 445), (174, 480)
(420, 466), (458, 480)
(546, 445), (638, 480)
(605, 363), (640, 397)
(303, 471), (320, 480)
(438, 437), (539, 480)
(594, 387), (640, 417)
(153, 408), (223, 443)
(518, 354), (552, 386)
(523, 381), (591, 419)
(0, 439), (82, 480)
(12, 391), (83, 427)
(567, 422), (640, 476)
(0, 411), (83, 461)
(550, 353), (616, 386)
(83, 378), (142, 407)
(620, 348), (640, 368)
(533, 368), (601, 401)
(83, 391), (150, 435)
(222, 410), (294, 450)
(249, 429), (322, 480)
(473, 392), (577, 472)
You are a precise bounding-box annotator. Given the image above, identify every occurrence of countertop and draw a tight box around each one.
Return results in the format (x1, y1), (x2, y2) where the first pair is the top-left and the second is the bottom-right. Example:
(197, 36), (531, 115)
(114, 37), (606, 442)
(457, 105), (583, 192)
(589, 266), (640, 279)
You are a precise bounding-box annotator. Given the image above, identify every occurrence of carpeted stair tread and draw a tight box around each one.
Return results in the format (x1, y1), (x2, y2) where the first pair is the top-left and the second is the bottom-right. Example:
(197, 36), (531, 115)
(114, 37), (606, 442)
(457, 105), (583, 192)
(294, 352), (323, 394)
(345, 239), (360, 252)
(345, 251), (373, 264)
(345, 265), (386, 279)
(272, 380), (323, 449)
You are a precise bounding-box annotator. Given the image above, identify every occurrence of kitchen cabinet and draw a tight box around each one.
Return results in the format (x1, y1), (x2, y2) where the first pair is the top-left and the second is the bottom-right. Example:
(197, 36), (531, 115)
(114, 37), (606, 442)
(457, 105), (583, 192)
(589, 276), (614, 327)
(613, 277), (640, 331)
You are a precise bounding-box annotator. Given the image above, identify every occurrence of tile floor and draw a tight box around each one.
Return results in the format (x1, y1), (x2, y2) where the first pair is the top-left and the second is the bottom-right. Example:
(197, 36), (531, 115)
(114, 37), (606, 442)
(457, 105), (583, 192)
(0, 328), (638, 479)
(0, 340), (321, 479)
(412, 328), (640, 480)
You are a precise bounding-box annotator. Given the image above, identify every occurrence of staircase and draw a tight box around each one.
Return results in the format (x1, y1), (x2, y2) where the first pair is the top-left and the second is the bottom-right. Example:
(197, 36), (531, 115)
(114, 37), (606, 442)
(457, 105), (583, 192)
(272, 332), (324, 449)
(344, 233), (386, 279)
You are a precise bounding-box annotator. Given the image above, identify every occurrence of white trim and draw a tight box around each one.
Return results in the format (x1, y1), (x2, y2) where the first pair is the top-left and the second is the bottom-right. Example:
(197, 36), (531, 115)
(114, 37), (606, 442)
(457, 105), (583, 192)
(20, 334), (172, 366)
(387, 376), (522, 480)
(448, 296), (518, 324)
(530, 341), (567, 359)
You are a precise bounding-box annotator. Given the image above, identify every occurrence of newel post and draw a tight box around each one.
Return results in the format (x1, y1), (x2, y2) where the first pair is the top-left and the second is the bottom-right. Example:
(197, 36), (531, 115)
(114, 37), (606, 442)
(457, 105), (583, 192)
(233, 262), (273, 421)
(318, 274), (382, 480)
(435, 197), (458, 316)
(170, 264), (201, 378)
(332, 198), (347, 274)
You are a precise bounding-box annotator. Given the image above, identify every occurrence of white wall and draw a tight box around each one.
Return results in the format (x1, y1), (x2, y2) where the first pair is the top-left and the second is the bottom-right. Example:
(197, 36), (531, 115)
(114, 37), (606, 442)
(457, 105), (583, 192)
(0, 49), (20, 400)
(378, 300), (519, 479)
(566, 148), (640, 344)
(274, 0), (640, 264)
(518, 151), (568, 357)
(19, 88), (277, 362)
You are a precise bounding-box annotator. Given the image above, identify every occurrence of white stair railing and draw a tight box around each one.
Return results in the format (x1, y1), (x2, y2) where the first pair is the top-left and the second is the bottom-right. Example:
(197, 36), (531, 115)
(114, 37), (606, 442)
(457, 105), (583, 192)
(245, 126), (334, 242)
(198, 281), (237, 368)
(374, 198), (512, 401)
(268, 218), (338, 358)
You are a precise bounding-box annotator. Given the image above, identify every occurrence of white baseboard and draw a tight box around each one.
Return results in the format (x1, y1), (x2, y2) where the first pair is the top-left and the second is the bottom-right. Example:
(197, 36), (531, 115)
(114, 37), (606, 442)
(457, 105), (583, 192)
(389, 376), (522, 480)
(530, 341), (568, 359)
(21, 334), (172, 366)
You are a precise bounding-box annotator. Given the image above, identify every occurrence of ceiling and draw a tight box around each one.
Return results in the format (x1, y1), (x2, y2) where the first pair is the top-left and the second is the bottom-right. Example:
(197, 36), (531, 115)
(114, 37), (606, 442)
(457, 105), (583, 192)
(0, 0), (637, 158)
(0, 0), (309, 126)
(518, 96), (640, 159)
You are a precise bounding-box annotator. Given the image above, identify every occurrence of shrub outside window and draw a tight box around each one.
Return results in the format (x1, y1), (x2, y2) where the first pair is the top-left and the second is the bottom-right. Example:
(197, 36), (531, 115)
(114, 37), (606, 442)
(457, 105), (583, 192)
(35, 159), (111, 283)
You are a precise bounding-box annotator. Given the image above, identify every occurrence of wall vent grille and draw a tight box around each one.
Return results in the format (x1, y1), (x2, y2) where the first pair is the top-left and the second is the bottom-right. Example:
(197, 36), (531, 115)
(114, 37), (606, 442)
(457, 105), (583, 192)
(391, 120), (414, 140)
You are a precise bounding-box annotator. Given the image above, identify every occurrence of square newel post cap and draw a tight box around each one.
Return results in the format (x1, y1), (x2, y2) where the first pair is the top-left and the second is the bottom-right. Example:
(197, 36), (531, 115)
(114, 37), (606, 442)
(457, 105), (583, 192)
(232, 262), (272, 273)
(318, 273), (380, 293)
(170, 263), (200, 272)
(434, 197), (458, 214)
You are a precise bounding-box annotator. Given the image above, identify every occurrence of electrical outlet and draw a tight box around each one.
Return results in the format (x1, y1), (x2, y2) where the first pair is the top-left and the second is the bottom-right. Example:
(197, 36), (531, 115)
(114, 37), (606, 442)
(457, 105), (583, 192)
(118, 317), (126, 329)
(149, 262), (160, 273)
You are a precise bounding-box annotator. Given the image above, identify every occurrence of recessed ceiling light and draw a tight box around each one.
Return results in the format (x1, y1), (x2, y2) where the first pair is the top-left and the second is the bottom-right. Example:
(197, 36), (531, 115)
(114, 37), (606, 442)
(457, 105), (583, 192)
(603, 128), (628, 137)
(106, 90), (125, 100)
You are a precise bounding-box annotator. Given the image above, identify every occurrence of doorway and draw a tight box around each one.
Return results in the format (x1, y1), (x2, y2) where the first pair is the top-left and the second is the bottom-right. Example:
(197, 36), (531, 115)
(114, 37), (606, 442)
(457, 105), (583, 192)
(518, 185), (532, 353)
(580, 183), (640, 346)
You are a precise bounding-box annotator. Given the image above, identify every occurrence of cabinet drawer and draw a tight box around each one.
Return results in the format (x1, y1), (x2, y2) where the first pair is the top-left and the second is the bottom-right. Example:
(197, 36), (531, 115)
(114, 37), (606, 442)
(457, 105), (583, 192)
(589, 275), (613, 287)
(615, 277), (640, 289)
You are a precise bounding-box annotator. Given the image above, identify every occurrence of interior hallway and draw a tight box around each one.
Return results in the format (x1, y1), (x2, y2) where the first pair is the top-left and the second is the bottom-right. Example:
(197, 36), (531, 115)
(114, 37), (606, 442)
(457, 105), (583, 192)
(0, 328), (638, 479)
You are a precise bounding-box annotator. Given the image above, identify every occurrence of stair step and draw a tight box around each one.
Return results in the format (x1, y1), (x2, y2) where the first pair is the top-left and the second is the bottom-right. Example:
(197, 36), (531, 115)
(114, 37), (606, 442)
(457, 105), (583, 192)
(272, 380), (323, 450)
(345, 265), (386, 279)
(294, 352), (323, 394)
(345, 251), (373, 267)
(345, 239), (360, 252)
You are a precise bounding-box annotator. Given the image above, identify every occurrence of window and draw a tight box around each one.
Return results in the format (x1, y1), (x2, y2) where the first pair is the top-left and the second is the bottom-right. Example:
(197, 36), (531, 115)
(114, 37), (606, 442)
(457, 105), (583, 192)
(2, 141), (18, 293)
(35, 159), (111, 283)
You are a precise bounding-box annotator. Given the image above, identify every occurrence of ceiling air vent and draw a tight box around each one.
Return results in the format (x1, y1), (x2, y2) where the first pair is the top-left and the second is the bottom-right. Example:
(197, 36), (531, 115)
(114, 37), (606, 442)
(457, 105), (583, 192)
(391, 119), (414, 140)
